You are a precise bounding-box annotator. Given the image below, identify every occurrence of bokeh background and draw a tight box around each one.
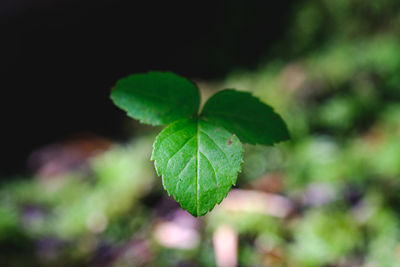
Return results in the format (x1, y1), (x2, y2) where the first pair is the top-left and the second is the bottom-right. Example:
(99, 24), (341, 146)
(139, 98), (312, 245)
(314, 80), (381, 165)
(2, 0), (400, 266)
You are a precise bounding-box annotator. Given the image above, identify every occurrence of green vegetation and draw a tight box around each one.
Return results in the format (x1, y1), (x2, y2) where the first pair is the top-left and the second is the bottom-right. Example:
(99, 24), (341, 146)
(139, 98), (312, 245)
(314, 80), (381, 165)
(2, 0), (400, 265)
(152, 118), (243, 217)
(111, 72), (289, 216)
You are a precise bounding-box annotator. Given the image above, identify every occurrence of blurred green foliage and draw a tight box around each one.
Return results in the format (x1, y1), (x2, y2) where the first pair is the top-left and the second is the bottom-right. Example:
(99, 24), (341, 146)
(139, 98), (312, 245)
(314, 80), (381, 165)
(2, 0), (400, 266)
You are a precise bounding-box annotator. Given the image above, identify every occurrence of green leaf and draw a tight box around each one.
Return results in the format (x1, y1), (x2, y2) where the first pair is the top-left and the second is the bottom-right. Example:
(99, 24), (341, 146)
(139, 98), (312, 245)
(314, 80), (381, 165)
(110, 71), (200, 125)
(201, 89), (290, 145)
(151, 118), (243, 216)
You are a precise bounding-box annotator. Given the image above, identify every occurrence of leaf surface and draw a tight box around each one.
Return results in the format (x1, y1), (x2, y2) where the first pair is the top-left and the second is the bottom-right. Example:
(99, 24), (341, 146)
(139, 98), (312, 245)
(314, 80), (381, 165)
(151, 118), (243, 216)
(201, 89), (290, 145)
(111, 71), (200, 125)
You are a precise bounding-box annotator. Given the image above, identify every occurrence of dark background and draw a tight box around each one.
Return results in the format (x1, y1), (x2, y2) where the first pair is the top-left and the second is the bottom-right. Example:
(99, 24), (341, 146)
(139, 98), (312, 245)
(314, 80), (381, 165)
(2, 1), (400, 266)
(1, 0), (295, 176)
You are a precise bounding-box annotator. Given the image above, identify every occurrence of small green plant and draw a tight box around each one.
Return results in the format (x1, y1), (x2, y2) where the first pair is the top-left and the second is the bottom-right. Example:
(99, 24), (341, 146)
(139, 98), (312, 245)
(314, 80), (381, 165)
(111, 71), (289, 216)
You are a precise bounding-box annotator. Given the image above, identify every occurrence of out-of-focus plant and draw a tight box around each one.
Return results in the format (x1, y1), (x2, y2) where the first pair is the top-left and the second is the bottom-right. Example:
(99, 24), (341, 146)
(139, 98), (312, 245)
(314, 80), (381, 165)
(1, 0), (400, 265)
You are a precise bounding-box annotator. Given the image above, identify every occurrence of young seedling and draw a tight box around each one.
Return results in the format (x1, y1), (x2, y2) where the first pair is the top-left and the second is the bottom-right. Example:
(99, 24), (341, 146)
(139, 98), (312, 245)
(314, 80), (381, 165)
(111, 71), (289, 217)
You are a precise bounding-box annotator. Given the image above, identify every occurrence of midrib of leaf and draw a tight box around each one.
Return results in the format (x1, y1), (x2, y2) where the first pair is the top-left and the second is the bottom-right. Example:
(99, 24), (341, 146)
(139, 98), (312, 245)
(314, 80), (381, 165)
(196, 119), (200, 216)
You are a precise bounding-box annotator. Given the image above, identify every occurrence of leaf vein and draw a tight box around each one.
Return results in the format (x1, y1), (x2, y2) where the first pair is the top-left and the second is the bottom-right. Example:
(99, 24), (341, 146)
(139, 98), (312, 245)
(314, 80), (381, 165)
(174, 157), (195, 196)
(157, 124), (193, 152)
(200, 130), (229, 163)
(166, 136), (196, 168)
(199, 151), (219, 186)
(196, 121), (200, 216)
